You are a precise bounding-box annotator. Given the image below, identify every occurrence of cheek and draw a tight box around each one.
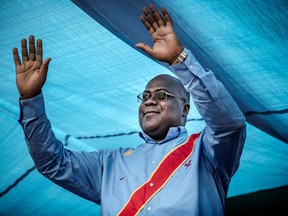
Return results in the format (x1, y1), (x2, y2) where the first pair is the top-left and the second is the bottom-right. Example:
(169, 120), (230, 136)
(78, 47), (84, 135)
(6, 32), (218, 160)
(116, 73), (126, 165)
(164, 103), (183, 121)
(138, 104), (144, 123)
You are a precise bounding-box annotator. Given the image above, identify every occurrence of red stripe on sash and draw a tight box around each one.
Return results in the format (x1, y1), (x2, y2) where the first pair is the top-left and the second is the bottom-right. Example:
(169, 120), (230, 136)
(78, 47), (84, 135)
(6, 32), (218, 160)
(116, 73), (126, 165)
(118, 133), (201, 216)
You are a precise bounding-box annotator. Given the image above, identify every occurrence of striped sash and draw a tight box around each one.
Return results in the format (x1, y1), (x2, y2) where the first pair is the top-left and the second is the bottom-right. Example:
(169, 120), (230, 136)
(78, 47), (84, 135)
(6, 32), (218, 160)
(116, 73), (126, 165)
(117, 133), (201, 216)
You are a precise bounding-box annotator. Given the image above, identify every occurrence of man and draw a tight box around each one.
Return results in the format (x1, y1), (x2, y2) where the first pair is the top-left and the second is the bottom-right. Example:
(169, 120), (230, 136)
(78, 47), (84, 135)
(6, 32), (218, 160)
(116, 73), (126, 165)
(13, 4), (246, 216)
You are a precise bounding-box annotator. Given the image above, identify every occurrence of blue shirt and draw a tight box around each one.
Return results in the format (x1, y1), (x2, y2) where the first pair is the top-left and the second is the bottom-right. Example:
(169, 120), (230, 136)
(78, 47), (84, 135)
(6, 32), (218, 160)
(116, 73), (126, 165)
(19, 49), (246, 216)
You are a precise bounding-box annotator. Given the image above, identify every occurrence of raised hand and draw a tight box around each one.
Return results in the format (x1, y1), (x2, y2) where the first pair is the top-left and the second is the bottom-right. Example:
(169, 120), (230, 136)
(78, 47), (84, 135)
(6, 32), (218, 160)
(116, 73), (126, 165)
(136, 4), (183, 65)
(12, 35), (51, 99)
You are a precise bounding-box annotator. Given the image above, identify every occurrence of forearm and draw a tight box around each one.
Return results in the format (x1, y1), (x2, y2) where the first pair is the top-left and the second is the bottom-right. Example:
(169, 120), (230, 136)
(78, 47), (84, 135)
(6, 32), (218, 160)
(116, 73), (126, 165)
(169, 49), (246, 132)
(18, 93), (101, 203)
(19, 93), (59, 168)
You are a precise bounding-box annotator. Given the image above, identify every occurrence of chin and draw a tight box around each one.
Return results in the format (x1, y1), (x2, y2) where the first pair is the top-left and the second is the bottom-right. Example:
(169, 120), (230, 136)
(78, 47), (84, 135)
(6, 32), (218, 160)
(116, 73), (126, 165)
(142, 126), (157, 134)
(141, 121), (157, 132)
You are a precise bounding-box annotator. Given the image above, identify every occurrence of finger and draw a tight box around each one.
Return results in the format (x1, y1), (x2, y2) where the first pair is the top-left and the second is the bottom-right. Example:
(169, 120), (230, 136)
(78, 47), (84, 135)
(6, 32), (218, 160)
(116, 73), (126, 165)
(21, 38), (28, 62)
(161, 8), (173, 27)
(12, 48), (21, 66)
(36, 39), (43, 63)
(135, 42), (153, 56)
(140, 15), (155, 35)
(29, 35), (35, 61)
(39, 58), (51, 78)
(143, 6), (158, 30)
(150, 4), (165, 27)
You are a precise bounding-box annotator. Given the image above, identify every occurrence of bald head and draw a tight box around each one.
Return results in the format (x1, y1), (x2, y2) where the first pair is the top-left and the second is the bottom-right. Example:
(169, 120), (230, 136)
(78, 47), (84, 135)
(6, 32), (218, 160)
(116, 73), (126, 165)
(146, 74), (190, 104)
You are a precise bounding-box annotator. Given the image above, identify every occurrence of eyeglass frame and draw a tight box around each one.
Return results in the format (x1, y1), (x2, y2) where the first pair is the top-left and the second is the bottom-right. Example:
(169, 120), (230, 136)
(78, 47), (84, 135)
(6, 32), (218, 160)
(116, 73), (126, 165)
(137, 91), (187, 103)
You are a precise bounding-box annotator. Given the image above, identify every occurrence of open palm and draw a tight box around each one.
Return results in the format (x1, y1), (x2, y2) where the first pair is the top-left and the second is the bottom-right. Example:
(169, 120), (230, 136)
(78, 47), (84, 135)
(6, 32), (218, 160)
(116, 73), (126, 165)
(13, 35), (51, 99)
(136, 5), (183, 64)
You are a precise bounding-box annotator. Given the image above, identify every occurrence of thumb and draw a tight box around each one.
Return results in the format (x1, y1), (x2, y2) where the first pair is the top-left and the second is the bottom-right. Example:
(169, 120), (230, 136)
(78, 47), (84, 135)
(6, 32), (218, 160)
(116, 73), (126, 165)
(39, 58), (51, 78)
(135, 43), (153, 56)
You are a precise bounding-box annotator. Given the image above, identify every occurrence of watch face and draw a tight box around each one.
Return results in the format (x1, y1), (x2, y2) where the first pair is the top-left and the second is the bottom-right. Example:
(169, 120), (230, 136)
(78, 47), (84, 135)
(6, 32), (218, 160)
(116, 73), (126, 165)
(171, 50), (187, 65)
(178, 51), (187, 62)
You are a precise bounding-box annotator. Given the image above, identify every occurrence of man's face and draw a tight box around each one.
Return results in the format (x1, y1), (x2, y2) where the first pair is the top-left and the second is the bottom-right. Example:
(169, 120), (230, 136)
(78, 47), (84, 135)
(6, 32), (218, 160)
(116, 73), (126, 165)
(138, 75), (187, 141)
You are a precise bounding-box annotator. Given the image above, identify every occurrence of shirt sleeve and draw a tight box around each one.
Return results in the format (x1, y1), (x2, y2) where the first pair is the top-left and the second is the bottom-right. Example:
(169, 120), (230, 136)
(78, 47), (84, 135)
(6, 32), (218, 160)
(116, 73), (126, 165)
(19, 92), (103, 204)
(169, 49), (247, 182)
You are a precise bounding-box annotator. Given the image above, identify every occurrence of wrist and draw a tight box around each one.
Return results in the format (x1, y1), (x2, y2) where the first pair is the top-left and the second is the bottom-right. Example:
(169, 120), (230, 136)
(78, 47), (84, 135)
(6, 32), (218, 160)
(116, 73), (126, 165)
(20, 91), (41, 100)
(169, 48), (188, 65)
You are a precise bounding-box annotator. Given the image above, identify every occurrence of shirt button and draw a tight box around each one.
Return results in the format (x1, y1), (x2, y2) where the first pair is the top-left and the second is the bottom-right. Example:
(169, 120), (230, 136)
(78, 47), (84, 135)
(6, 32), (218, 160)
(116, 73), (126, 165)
(189, 65), (193, 69)
(152, 161), (155, 164)
(147, 207), (151, 211)
(149, 182), (154, 187)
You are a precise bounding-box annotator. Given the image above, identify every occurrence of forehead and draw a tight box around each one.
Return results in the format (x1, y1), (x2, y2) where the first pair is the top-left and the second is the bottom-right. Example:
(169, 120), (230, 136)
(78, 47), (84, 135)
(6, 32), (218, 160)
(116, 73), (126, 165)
(145, 75), (180, 93)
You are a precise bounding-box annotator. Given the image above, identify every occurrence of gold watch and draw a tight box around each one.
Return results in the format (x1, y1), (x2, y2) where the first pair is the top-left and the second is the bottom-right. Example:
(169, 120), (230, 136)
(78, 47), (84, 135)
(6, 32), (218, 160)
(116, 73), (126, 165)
(171, 49), (188, 65)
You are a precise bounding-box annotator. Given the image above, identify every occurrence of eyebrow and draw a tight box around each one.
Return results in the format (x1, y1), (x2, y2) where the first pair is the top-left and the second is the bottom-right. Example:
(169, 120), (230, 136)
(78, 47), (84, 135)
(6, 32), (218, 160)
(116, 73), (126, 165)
(144, 88), (170, 93)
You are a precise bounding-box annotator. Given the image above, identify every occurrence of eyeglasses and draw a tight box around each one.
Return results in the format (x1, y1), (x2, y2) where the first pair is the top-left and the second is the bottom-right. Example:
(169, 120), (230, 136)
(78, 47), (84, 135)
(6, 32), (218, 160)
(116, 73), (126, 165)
(137, 91), (186, 103)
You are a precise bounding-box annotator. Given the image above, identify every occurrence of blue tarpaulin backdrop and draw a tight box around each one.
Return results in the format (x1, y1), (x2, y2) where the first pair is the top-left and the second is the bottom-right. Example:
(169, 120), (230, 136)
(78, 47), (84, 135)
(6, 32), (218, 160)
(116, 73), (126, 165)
(0, 0), (287, 215)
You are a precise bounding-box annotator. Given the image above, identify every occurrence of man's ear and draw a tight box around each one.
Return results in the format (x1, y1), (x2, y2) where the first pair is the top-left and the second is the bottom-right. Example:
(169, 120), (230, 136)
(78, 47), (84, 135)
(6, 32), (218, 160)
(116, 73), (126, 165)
(182, 103), (190, 116)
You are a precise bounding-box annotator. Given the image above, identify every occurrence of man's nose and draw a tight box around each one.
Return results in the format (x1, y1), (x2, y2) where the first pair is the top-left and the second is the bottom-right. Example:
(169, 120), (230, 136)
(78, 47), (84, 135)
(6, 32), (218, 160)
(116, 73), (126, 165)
(144, 95), (158, 105)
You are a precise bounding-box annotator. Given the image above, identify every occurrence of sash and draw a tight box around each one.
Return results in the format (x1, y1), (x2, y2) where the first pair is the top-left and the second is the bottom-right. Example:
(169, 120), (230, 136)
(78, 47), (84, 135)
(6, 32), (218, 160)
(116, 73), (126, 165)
(117, 132), (201, 216)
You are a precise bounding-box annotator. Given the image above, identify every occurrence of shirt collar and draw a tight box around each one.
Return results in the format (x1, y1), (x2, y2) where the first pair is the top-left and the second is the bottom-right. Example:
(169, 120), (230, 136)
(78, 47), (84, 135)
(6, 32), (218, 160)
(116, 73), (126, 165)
(139, 126), (187, 144)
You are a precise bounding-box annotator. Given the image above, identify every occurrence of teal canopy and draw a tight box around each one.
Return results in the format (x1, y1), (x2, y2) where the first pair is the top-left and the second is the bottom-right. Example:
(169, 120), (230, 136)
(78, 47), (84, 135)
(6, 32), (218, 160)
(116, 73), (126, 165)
(1, 0), (287, 215)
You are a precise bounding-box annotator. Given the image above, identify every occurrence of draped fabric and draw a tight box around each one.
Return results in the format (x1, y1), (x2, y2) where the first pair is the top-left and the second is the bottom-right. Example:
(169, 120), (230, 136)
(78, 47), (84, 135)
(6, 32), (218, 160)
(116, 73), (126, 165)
(72, 0), (288, 144)
(0, 0), (287, 215)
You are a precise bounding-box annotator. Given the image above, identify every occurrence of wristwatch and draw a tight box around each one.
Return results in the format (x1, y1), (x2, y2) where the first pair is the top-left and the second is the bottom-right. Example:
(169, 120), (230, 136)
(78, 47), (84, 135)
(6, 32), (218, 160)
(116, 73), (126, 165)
(171, 48), (188, 65)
